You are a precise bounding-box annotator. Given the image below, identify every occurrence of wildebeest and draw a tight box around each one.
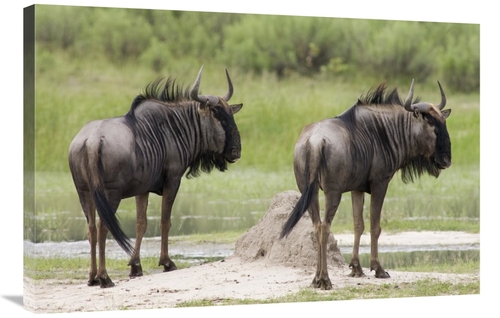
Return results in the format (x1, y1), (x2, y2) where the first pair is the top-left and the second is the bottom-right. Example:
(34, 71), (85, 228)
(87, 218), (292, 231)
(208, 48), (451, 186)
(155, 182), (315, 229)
(280, 80), (451, 290)
(68, 66), (243, 288)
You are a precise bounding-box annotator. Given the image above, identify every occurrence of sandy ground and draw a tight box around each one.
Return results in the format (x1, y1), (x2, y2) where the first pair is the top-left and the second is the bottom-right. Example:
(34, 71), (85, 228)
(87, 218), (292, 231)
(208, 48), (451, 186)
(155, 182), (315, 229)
(23, 230), (479, 313)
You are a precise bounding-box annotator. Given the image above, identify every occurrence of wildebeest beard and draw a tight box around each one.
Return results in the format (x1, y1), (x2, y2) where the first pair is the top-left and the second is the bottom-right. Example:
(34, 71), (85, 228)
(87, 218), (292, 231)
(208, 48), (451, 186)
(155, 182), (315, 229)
(186, 152), (228, 179)
(400, 155), (441, 183)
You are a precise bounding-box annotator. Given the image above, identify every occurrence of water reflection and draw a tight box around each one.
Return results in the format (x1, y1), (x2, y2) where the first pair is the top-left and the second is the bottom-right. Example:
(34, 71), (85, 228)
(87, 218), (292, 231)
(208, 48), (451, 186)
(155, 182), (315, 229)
(31, 189), (270, 242)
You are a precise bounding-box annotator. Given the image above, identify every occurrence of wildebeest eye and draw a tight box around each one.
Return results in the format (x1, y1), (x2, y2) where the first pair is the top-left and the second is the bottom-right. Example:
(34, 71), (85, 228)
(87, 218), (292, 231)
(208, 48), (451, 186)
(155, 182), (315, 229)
(422, 114), (434, 124)
(211, 106), (222, 115)
(211, 106), (230, 125)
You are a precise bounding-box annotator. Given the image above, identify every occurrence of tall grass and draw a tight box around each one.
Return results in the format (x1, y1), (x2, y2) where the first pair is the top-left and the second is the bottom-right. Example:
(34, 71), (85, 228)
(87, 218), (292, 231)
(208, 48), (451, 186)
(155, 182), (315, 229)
(34, 53), (479, 173)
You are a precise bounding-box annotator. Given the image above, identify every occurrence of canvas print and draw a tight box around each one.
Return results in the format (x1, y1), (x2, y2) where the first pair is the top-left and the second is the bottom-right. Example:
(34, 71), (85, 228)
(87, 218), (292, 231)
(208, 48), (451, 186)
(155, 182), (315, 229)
(23, 4), (480, 314)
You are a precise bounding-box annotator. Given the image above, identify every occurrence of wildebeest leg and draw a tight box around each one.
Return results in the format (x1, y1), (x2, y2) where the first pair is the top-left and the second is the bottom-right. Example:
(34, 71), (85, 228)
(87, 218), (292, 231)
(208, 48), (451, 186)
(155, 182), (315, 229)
(370, 183), (390, 278)
(95, 218), (115, 287)
(78, 191), (99, 286)
(307, 189), (322, 287)
(349, 190), (365, 277)
(313, 190), (341, 290)
(158, 178), (181, 272)
(128, 193), (149, 277)
(95, 191), (122, 288)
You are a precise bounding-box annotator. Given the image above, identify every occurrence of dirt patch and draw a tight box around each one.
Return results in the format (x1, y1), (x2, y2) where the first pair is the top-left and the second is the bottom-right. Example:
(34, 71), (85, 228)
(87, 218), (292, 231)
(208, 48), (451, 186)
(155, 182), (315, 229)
(23, 256), (478, 313)
(23, 191), (479, 313)
(233, 190), (344, 267)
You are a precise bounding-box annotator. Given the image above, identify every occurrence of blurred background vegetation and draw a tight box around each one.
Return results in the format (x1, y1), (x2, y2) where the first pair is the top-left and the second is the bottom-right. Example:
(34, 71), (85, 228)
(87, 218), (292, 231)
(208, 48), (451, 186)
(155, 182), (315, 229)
(36, 6), (479, 90)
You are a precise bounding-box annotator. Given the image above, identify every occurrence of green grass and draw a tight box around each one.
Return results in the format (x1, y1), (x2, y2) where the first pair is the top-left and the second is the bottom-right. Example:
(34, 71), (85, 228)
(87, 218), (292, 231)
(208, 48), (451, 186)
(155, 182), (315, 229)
(23, 254), (220, 281)
(33, 52), (479, 173)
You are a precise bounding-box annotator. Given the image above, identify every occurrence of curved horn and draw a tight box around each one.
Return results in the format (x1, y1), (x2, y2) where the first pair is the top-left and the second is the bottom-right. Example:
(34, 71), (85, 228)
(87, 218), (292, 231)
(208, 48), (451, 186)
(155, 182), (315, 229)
(190, 65), (204, 100)
(403, 79), (415, 112)
(222, 69), (233, 102)
(403, 79), (430, 113)
(190, 66), (219, 106)
(436, 80), (447, 110)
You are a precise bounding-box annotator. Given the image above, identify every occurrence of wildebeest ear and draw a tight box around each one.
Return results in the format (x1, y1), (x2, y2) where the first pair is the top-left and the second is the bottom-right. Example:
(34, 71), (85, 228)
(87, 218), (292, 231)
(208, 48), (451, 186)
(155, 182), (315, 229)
(441, 109), (451, 119)
(231, 103), (243, 114)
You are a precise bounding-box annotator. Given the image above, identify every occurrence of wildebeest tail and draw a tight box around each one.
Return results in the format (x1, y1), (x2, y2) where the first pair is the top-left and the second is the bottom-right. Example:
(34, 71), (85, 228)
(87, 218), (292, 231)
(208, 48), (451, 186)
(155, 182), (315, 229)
(280, 139), (323, 239)
(85, 139), (134, 256)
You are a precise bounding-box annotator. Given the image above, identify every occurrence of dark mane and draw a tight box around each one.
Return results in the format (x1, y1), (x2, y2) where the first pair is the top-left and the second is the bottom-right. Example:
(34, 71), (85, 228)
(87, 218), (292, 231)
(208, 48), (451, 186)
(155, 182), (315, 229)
(356, 83), (420, 107)
(129, 77), (191, 114)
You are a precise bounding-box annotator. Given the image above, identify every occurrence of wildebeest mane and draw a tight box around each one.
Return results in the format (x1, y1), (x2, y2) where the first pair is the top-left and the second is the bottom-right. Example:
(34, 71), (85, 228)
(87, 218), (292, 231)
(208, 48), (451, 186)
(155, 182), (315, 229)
(129, 77), (191, 114)
(356, 83), (420, 107)
(339, 83), (421, 130)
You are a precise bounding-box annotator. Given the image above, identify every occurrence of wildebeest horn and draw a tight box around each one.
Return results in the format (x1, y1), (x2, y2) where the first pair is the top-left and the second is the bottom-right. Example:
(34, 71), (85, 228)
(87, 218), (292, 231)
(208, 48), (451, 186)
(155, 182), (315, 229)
(223, 69), (233, 102)
(404, 79), (431, 113)
(191, 66), (220, 106)
(436, 81), (446, 110)
(408, 102), (432, 112)
(403, 79), (415, 112)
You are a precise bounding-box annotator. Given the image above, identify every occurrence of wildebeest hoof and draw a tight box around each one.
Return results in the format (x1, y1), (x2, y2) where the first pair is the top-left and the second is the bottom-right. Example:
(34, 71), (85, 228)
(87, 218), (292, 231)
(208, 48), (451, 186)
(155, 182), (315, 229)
(312, 277), (333, 290)
(349, 270), (366, 278)
(98, 276), (115, 288)
(161, 260), (178, 272)
(129, 264), (143, 278)
(374, 268), (391, 279)
(348, 263), (365, 278)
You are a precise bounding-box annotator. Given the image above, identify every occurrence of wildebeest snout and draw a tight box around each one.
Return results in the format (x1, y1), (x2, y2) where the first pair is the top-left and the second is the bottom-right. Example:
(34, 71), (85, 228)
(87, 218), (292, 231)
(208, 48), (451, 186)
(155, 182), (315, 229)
(229, 147), (241, 162)
(441, 155), (452, 168)
(435, 154), (451, 169)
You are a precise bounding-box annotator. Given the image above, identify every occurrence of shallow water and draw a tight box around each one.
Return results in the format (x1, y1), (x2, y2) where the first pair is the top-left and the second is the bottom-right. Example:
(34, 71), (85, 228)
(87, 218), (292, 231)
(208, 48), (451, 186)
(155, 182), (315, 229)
(25, 235), (479, 271)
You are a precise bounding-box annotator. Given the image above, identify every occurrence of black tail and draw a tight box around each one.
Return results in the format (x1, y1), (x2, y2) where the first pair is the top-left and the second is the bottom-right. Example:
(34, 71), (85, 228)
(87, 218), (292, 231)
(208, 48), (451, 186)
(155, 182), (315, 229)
(93, 186), (134, 256)
(280, 138), (324, 239)
(280, 179), (318, 239)
(87, 140), (134, 256)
